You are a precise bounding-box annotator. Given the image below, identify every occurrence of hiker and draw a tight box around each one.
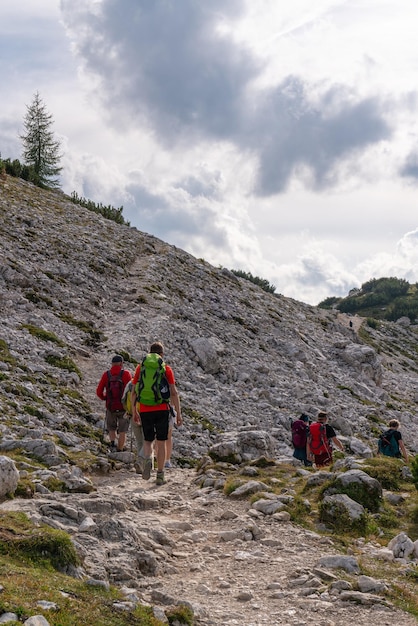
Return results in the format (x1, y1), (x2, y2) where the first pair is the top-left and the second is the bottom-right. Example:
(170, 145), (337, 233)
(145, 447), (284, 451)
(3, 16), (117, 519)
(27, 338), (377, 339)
(96, 355), (132, 452)
(307, 411), (344, 468)
(131, 341), (182, 485)
(378, 419), (409, 462)
(121, 379), (150, 473)
(164, 406), (176, 469)
(291, 413), (312, 466)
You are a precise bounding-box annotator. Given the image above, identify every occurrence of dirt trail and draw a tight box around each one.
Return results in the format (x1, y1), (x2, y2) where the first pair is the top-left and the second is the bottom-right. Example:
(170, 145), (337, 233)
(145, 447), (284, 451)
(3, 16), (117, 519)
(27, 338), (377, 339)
(89, 466), (417, 626)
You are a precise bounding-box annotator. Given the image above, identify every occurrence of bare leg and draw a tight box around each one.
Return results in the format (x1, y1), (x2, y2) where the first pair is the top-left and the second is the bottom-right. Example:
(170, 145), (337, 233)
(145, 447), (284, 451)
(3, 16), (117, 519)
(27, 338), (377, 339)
(165, 427), (173, 462)
(155, 440), (166, 472)
(117, 432), (126, 451)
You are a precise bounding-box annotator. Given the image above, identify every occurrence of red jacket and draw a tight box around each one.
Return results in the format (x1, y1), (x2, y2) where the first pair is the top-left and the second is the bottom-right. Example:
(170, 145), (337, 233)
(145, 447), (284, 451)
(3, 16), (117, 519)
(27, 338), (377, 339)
(96, 365), (132, 402)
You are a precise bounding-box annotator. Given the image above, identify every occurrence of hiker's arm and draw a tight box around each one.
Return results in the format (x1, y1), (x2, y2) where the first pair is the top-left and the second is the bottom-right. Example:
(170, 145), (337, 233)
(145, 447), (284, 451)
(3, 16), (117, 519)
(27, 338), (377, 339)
(331, 436), (344, 452)
(399, 440), (409, 463)
(96, 374), (106, 401)
(131, 389), (140, 424)
(169, 384), (182, 426)
(306, 441), (313, 461)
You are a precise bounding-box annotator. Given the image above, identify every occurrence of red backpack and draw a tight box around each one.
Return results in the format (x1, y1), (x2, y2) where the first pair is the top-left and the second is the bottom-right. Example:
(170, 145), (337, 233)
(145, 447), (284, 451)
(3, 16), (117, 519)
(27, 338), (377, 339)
(308, 422), (331, 456)
(105, 370), (125, 411)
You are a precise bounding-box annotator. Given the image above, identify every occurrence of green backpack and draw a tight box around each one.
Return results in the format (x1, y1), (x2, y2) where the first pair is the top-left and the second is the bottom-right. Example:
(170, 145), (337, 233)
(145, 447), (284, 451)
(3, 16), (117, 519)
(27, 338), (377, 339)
(135, 353), (170, 406)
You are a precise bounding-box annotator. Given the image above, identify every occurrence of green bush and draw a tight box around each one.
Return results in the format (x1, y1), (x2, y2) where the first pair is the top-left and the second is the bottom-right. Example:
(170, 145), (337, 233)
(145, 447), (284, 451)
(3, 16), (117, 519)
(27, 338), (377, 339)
(230, 269), (276, 293)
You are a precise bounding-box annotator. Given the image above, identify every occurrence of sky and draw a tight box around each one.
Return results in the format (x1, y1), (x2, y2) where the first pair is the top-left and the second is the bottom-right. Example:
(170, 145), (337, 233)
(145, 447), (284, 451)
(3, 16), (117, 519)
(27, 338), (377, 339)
(1, 0), (418, 306)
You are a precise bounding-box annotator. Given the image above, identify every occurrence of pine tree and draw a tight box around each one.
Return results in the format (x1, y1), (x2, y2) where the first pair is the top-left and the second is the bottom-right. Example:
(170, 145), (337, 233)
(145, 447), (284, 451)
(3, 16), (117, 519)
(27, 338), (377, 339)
(20, 92), (62, 188)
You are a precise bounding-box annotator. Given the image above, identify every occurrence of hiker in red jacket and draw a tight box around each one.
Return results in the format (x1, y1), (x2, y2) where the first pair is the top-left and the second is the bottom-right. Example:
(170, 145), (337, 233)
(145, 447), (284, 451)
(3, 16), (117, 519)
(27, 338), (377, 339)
(96, 355), (132, 452)
(307, 411), (344, 468)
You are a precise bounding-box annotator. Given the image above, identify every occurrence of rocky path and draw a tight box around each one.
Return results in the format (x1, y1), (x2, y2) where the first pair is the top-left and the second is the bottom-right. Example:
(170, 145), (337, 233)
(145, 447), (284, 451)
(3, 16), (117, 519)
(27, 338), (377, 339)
(89, 466), (417, 626)
(73, 250), (417, 626)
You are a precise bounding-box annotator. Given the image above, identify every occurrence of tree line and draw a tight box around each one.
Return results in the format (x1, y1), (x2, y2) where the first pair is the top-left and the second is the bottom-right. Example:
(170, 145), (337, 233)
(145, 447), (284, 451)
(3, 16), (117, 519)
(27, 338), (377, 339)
(319, 277), (418, 322)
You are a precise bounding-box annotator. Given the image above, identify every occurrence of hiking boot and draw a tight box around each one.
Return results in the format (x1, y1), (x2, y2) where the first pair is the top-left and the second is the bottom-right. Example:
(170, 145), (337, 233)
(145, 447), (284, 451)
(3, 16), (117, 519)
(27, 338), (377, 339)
(142, 458), (152, 481)
(156, 471), (166, 486)
(164, 460), (172, 469)
(108, 441), (117, 452)
(134, 459), (143, 474)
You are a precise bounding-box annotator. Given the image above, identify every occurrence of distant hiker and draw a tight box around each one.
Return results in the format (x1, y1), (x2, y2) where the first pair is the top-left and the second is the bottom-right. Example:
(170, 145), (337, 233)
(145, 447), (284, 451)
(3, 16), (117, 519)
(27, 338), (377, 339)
(291, 413), (312, 466)
(96, 355), (132, 452)
(349, 320), (353, 329)
(307, 411), (344, 468)
(378, 419), (409, 462)
(131, 341), (182, 485)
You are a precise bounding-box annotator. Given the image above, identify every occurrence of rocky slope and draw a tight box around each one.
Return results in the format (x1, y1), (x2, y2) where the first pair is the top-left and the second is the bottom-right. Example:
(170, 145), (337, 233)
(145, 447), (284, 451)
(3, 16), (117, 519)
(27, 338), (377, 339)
(0, 175), (418, 625)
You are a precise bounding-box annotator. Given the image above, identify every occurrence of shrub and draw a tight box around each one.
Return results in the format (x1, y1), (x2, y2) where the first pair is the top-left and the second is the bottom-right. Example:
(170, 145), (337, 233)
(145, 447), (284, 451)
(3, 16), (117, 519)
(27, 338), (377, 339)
(230, 269), (276, 293)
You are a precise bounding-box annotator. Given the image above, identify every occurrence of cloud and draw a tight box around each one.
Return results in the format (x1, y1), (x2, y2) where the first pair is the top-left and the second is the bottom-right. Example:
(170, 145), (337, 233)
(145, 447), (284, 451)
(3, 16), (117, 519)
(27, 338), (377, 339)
(61, 0), (258, 143)
(247, 80), (391, 195)
(61, 0), (392, 196)
(400, 150), (418, 180)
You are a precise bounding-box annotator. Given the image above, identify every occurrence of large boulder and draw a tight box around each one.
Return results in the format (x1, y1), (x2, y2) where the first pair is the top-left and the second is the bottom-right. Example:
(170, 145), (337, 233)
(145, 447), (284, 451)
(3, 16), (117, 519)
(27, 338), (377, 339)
(319, 494), (367, 534)
(323, 469), (382, 512)
(209, 429), (276, 463)
(0, 455), (19, 499)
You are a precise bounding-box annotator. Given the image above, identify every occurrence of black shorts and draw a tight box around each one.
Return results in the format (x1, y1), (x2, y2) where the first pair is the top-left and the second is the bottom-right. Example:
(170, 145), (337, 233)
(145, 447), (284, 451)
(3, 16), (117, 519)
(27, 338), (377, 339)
(140, 409), (170, 442)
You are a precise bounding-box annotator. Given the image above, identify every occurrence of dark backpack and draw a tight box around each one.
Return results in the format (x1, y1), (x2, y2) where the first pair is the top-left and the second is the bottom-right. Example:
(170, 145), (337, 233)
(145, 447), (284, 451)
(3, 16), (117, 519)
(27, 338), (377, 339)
(308, 422), (331, 457)
(378, 430), (400, 458)
(105, 369), (125, 411)
(135, 353), (170, 406)
(291, 420), (308, 448)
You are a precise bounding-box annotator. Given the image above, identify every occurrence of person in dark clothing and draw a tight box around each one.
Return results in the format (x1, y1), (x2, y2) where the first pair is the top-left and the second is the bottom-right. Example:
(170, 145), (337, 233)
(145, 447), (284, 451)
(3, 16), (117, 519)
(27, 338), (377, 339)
(379, 419), (408, 462)
(291, 414), (312, 466)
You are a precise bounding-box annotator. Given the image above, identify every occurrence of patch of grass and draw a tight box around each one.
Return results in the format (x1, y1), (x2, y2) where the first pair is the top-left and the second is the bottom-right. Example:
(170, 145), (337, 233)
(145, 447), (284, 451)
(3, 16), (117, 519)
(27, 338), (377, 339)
(287, 496), (311, 526)
(249, 456), (276, 468)
(0, 511), (78, 570)
(59, 313), (106, 347)
(360, 557), (418, 619)
(166, 604), (194, 625)
(23, 404), (44, 419)
(362, 457), (404, 490)
(223, 478), (244, 496)
(24, 290), (53, 307)
(0, 547), (165, 625)
(182, 407), (220, 433)
(45, 355), (81, 378)
(21, 324), (65, 346)
(0, 338), (17, 367)
(61, 420), (101, 442)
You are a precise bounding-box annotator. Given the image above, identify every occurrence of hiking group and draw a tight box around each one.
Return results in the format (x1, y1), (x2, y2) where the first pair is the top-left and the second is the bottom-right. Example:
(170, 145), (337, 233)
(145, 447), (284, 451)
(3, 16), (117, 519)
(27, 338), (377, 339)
(97, 344), (409, 482)
(96, 341), (183, 486)
(291, 411), (408, 468)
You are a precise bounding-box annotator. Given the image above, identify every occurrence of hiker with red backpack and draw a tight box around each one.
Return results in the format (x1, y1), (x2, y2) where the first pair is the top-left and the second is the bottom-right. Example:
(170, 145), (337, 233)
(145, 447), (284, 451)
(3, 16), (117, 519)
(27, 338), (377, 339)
(307, 411), (344, 468)
(96, 355), (132, 452)
(291, 414), (312, 466)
